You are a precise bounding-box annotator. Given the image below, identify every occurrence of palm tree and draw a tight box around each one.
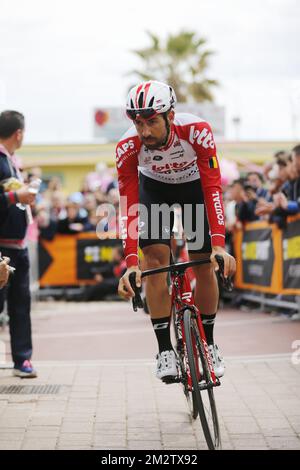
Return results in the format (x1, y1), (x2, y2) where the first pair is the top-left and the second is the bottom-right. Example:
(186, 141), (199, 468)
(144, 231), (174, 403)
(130, 31), (218, 103)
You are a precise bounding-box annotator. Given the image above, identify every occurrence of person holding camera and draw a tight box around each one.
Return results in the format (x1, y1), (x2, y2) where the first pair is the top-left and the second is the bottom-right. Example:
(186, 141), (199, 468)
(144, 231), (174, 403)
(0, 110), (37, 378)
(236, 173), (269, 223)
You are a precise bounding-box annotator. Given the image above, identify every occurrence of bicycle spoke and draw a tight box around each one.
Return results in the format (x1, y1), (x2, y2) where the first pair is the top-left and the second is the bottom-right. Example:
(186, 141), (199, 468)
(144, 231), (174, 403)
(172, 307), (198, 420)
(183, 309), (221, 450)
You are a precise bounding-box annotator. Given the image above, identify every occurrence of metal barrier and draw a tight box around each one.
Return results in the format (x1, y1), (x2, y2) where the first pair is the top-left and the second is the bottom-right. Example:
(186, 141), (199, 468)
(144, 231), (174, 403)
(28, 240), (39, 304)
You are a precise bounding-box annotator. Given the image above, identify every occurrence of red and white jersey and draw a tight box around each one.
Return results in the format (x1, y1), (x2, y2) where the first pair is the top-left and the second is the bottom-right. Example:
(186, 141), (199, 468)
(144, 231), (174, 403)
(116, 113), (225, 268)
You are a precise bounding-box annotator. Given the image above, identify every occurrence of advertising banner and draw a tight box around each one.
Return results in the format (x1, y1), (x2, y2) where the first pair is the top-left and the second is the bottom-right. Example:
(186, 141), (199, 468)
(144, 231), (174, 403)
(234, 222), (282, 294)
(241, 227), (274, 287)
(39, 233), (121, 286)
(282, 215), (300, 294)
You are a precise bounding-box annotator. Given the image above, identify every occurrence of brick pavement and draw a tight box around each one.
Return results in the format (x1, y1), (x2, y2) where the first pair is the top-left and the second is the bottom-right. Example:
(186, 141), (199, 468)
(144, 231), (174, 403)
(0, 355), (299, 450)
(0, 301), (300, 450)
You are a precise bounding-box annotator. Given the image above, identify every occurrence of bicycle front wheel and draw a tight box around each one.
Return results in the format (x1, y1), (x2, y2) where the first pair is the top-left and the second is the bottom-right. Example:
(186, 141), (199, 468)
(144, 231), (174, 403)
(184, 309), (221, 450)
(172, 307), (198, 419)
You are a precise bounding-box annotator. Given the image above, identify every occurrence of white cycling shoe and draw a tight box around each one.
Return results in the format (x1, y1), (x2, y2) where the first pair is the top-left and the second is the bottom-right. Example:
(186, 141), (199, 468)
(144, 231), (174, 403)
(208, 344), (225, 378)
(156, 350), (178, 381)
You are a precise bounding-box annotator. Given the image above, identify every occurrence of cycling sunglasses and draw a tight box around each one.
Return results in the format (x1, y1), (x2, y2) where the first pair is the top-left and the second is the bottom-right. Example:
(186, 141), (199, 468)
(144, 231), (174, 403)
(126, 108), (157, 120)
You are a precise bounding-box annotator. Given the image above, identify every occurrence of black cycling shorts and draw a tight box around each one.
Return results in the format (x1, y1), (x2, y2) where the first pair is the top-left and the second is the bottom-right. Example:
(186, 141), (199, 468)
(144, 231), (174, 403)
(138, 172), (212, 254)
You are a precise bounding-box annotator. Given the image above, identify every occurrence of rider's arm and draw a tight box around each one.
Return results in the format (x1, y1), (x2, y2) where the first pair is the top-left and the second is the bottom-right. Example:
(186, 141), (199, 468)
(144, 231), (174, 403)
(116, 137), (140, 268)
(191, 121), (225, 248)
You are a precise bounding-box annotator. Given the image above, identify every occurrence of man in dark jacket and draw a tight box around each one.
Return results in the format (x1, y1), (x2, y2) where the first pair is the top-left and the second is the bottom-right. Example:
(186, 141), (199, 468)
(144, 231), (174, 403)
(269, 145), (300, 225)
(0, 110), (37, 377)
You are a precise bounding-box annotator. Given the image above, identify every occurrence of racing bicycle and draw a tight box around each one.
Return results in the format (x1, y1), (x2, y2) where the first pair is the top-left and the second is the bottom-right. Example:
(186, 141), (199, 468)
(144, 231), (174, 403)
(129, 255), (233, 450)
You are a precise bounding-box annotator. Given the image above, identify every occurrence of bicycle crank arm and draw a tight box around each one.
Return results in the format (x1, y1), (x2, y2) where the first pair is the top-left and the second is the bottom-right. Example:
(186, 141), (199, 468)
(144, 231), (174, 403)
(162, 376), (182, 384)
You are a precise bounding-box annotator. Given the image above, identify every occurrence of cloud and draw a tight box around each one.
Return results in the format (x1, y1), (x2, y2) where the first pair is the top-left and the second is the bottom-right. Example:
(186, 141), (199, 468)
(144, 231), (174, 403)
(0, 0), (298, 141)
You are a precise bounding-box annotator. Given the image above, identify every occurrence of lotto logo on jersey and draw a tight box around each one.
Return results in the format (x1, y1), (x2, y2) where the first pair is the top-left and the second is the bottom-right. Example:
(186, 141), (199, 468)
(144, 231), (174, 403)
(152, 161), (194, 173)
(189, 126), (215, 149)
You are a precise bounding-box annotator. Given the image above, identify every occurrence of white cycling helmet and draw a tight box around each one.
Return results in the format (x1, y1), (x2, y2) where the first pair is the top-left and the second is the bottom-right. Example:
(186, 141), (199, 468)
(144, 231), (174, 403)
(126, 80), (177, 120)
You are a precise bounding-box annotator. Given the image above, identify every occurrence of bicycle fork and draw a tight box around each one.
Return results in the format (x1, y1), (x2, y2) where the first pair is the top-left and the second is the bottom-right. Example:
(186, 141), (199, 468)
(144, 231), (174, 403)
(172, 272), (220, 390)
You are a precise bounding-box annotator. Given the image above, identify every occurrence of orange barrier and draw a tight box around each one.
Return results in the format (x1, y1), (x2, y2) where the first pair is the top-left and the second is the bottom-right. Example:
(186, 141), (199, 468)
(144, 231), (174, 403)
(234, 215), (300, 295)
(39, 216), (300, 295)
(39, 233), (122, 287)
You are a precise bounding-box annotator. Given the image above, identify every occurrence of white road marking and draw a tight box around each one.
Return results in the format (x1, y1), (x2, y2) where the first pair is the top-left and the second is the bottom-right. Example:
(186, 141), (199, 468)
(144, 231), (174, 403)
(0, 353), (294, 369)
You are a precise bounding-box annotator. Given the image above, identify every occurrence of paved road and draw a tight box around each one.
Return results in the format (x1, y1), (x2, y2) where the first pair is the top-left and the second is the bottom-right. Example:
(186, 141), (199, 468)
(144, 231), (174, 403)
(2, 300), (299, 361)
(0, 301), (300, 450)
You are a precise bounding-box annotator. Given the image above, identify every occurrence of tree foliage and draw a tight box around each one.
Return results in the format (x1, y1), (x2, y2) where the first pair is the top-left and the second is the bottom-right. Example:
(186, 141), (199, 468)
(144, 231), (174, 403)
(131, 31), (218, 102)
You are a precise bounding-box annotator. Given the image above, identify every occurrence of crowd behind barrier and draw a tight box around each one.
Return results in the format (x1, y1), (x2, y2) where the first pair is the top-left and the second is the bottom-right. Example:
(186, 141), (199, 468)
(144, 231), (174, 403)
(22, 145), (300, 318)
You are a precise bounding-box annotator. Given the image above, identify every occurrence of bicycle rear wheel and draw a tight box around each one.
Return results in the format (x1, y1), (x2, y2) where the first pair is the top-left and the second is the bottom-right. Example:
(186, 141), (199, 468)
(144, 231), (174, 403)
(172, 307), (198, 419)
(183, 309), (221, 450)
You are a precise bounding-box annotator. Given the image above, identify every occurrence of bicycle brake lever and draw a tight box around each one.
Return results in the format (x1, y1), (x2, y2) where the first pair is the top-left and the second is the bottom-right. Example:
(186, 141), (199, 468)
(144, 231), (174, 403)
(128, 272), (144, 311)
(214, 254), (234, 292)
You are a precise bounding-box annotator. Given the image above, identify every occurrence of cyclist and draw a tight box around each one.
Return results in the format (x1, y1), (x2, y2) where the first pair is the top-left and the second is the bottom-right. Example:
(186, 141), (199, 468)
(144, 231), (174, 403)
(116, 80), (236, 381)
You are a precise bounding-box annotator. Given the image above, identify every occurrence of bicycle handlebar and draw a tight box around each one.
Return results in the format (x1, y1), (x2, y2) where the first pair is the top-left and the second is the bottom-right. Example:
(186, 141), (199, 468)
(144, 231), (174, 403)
(141, 258), (211, 278)
(129, 255), (233, 311)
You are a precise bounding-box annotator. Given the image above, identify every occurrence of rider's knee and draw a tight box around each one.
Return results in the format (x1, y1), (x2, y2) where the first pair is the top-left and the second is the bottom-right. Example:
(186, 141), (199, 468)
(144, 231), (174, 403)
(193, 261), (215, 280)
(142, 244), (169, 269)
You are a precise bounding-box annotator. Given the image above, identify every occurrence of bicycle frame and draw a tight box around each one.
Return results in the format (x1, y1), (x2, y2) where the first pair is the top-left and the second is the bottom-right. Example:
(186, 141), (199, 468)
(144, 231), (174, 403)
(131, 257), (226, 449)
(133, 257), (225, 388)
(170, 266), (218, 387)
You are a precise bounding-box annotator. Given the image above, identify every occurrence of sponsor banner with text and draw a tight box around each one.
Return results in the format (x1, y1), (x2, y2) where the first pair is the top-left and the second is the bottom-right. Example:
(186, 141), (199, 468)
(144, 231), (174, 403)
(234, 216), (300, 295)
(39, 233), (122, 287)
(282, 216), (300, 295)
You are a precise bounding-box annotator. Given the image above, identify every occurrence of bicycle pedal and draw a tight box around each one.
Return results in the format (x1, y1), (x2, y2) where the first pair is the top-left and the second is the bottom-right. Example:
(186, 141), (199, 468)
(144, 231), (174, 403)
(162, 376), (181, 384)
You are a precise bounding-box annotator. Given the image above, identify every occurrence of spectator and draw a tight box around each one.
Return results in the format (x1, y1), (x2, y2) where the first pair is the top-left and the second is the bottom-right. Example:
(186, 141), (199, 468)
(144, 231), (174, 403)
(235, 177), (262, 223)
(36, 203), (57, 240)
(83, 192), (97, 214)
(107, 187), (119, 206)
(262, 150), (289, 187)
(274, 144), (300, 215)
(255, 146), (300, 226)
(247, 172), (268, 199)
(84, 246), (126, 300)
(85, 162), (113, 193)
(0, 110), (37, 377)
(255, 163), (282, 220)
(225, 179), (246, 229)
(49, 190), (66, 221)
(57, 199), (88, 234)
(83, 209), (100, 232)
(45, 175), (62, 193)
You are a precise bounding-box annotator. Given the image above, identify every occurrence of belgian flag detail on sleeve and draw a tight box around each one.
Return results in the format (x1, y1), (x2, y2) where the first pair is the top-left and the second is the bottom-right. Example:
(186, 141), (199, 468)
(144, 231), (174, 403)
(208, 156), (218, 169)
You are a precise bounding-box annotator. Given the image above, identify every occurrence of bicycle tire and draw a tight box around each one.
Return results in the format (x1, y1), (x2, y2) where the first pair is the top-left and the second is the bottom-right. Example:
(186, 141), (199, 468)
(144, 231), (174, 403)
(183, 308), (221, 450)
(172, 307), (198, 419)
